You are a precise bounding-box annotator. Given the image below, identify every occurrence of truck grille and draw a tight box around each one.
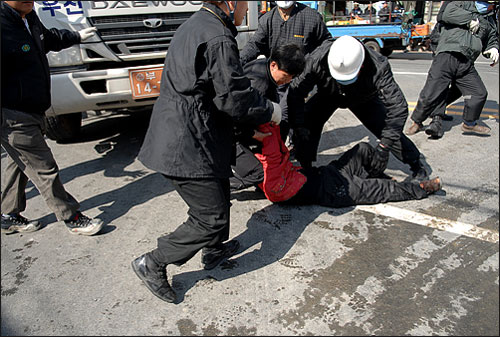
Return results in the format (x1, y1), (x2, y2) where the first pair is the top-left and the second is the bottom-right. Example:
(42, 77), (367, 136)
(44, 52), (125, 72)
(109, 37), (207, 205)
(88, 13), (195, 56)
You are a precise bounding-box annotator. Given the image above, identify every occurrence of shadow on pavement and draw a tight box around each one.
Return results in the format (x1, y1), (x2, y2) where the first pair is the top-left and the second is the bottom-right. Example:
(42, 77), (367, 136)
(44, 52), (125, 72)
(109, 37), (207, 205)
(388, 51), (433, 61)
(170, 203), (353, 303)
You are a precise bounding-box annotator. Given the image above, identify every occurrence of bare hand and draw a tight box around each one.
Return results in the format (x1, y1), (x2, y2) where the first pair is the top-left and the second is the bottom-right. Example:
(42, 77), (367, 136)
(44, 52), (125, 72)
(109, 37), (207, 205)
(253, 130), (272, 142)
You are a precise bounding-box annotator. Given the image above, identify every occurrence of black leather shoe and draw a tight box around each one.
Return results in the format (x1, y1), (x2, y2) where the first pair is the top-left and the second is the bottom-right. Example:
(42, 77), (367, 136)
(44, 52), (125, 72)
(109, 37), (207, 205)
(425, 116), (444, 139)
(131, 254), (177, 303)
(202, 240), (240, 270)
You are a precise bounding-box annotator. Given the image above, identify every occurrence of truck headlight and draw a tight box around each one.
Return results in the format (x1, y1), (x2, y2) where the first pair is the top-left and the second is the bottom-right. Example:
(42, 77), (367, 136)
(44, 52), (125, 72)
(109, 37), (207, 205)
(47, 45), (83, 67)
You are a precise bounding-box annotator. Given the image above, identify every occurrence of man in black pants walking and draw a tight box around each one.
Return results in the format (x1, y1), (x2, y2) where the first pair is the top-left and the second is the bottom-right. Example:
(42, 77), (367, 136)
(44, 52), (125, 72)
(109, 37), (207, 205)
(406, 1), (498, 139)
(132, 1), (282, 303)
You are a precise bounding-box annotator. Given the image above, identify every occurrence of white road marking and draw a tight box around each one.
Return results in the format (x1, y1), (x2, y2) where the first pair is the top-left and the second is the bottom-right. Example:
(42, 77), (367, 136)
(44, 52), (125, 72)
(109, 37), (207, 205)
(393, 72), (429, 75)
(356, 204), (499, 243)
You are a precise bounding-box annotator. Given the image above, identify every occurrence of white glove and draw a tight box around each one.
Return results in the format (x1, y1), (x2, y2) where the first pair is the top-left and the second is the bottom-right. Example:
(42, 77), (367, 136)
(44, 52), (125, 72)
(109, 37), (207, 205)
(270, 102), (282, 125)
(468, 18), (480, 34)
(79, 27), (97, 42)
(484, 48), (499, 66)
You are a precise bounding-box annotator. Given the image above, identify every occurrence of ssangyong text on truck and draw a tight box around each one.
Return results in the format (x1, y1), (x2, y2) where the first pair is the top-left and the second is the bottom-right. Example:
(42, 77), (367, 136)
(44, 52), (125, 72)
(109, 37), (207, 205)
(35, 1), (259, 141)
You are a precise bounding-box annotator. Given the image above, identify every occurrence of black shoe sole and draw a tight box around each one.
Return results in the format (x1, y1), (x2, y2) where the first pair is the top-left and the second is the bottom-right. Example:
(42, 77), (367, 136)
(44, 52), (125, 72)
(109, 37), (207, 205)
(131, 260), (177, 303)
(425, 128), (443, 139)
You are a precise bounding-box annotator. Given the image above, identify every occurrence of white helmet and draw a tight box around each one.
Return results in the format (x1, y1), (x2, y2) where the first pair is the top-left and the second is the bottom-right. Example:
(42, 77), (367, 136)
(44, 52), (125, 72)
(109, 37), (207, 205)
(328, 36), (365, 81)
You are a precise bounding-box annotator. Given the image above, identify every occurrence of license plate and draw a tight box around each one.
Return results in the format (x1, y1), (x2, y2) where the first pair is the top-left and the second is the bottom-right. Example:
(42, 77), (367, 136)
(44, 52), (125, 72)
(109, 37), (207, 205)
(129, 67), (163, 99)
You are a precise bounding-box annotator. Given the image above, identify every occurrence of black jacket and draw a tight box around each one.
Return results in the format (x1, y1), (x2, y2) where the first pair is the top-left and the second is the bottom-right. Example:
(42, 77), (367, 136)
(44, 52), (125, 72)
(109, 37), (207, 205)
(288, 40), (409, 149)
(234, 58), (280, 143)
(378, 7), (391, 22)
(0, 2), (80, 114)
(240, 2), (332, 65)
(243, 58), (279, 103)
(138, 3), (274, 179)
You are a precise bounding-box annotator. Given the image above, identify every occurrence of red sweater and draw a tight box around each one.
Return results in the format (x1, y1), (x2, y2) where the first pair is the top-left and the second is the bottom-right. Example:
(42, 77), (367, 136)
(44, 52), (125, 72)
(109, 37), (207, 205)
(255, 123), (307, 202)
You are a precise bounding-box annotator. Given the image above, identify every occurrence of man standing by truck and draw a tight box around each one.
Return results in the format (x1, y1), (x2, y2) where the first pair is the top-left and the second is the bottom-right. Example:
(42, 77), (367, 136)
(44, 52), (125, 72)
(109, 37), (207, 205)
(1, 1), (104, 236)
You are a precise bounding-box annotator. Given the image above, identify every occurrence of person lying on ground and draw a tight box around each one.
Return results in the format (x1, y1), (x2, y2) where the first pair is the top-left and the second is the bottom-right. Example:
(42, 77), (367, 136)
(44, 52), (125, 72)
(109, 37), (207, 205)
(252, 123), (442, 207)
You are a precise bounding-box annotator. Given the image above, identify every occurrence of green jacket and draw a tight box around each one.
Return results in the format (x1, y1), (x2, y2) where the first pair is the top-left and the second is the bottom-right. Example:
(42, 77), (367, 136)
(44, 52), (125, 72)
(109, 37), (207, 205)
(436, 1), (498, 61)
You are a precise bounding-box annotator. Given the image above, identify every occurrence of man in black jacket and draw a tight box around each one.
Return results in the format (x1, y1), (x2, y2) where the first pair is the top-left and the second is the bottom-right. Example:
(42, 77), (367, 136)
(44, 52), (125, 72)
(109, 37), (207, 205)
(240, 1), (331, 65)
(287, 35), (429, 181)
(1, 1), (103, 236)
(378, 1), (391, 22)
(240, 0), (332, 146)
(132, 1), (282, 303)
(231, 43), (306, 191)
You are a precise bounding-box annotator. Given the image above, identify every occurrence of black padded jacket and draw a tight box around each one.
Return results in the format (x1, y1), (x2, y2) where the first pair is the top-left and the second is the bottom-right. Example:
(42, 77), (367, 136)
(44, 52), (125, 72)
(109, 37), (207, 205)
(0, 2), (80, 114)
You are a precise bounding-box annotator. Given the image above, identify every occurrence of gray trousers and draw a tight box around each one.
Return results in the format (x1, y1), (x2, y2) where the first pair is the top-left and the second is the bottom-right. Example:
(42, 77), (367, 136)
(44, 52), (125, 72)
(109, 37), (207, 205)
(1, 108), (79, 221)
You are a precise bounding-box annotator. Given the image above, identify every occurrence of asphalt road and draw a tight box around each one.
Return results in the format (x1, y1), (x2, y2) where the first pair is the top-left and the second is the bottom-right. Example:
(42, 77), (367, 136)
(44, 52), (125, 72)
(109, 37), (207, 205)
(1, 51), (499, 336)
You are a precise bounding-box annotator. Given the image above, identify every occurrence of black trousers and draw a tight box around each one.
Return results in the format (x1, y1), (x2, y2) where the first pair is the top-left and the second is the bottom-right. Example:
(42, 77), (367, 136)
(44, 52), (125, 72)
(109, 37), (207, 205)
(294, 91), (421, 169)
(287, 143), (428, 207)
(151, 176), (231, 266)
(230, 143), (264, 190)
(411, 52), (487, 123)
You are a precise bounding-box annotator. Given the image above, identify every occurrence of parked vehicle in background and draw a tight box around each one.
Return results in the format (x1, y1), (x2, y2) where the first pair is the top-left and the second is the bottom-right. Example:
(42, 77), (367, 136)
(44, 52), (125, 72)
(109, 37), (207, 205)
(35, 1), (260, 142)
(297, 1), (434, 56)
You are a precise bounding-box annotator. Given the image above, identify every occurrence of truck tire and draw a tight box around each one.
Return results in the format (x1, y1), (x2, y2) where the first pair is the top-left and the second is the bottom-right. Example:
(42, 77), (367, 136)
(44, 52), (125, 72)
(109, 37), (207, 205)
(363, 40), (381, 54)
(44, 113), (82, 142)
(381, 47), (393, 57)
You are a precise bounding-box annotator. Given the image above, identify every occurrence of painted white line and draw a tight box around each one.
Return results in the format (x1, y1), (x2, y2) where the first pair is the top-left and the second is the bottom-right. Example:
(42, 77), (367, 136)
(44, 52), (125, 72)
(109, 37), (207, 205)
(356, 204), (499, 244)
(393, 72), (429, 75)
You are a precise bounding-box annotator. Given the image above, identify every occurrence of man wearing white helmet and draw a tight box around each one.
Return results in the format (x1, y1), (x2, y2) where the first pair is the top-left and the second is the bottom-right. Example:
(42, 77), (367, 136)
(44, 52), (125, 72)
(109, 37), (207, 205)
(288, 35), (429, 181)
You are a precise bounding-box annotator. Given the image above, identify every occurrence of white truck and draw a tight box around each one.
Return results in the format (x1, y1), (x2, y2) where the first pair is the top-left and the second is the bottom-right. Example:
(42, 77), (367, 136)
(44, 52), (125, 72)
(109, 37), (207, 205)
(34, 1), (260, 141)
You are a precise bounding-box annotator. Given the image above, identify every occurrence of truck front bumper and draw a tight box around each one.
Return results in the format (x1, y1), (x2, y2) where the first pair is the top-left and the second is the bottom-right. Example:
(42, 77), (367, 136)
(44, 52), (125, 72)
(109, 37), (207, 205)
(46, 64), (164, 117)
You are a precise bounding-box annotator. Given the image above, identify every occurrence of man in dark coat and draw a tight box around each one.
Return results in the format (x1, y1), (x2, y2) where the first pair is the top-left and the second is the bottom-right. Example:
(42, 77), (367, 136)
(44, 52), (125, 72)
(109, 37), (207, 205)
(1, 1), (104, 236)
(287, 35), (429, 181)
(132, 1), (282, 303)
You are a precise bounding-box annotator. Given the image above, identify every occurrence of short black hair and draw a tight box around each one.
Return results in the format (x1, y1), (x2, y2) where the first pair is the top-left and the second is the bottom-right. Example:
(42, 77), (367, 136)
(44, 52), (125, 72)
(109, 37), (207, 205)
(269, 43), (305, 77)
